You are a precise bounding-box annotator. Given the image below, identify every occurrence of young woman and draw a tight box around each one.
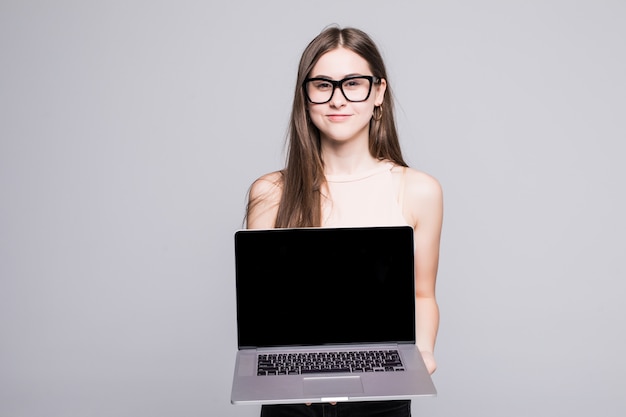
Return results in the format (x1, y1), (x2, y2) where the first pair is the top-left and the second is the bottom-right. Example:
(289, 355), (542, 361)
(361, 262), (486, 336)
(246, 26), (443, 417)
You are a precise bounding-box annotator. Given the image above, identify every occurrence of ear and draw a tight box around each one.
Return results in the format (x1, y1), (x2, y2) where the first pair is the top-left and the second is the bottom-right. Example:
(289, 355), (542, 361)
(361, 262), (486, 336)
(374, 78), (387, 106)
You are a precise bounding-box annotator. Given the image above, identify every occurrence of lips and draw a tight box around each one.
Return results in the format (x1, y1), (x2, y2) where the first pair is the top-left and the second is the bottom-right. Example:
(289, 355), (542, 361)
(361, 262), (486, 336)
(326, 114), (351, 122)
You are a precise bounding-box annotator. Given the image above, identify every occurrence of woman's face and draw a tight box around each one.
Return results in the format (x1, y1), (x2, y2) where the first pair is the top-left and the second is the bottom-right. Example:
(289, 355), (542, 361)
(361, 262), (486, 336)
(306, 47), (386, 144)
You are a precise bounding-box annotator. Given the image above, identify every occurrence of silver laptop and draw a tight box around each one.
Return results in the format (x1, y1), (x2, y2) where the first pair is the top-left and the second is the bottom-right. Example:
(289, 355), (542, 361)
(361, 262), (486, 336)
(230, 226), (437, 405)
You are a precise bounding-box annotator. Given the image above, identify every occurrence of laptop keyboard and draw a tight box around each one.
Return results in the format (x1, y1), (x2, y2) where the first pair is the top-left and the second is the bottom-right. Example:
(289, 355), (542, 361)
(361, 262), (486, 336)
(257, 349), (405, 376)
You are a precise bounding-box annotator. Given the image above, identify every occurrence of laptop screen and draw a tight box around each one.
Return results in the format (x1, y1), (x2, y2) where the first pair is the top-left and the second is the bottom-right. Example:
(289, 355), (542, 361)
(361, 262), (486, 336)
(234, 226), (416, 349)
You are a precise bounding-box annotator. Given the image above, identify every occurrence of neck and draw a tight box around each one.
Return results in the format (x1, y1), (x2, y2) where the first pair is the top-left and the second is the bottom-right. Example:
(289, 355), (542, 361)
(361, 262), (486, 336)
(321, 142), (380, 176)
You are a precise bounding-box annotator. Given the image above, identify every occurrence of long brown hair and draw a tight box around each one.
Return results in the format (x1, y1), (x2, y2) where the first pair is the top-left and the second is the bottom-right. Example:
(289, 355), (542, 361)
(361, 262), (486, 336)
(263, 27), (407, 228)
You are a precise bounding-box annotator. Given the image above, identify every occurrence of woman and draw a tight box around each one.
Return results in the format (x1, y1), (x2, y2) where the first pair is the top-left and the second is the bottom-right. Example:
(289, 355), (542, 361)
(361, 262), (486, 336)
(246, 26), (443, 417)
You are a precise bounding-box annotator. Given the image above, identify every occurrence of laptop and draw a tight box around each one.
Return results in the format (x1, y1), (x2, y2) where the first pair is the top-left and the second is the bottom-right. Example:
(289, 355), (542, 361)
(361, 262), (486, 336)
(230, 226), (437, 405)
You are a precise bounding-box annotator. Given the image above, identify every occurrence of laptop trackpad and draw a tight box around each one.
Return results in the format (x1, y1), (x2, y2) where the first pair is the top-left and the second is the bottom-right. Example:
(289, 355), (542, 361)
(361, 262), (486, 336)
(303, 376), (364, 396)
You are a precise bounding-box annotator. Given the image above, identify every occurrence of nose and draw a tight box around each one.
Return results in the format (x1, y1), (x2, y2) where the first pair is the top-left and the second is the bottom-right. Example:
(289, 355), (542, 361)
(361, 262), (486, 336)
(328, 85), (347, 107)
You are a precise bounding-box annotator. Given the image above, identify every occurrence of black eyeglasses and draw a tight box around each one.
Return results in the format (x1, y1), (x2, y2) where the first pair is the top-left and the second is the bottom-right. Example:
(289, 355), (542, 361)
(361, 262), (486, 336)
(303, 75), (380, 104)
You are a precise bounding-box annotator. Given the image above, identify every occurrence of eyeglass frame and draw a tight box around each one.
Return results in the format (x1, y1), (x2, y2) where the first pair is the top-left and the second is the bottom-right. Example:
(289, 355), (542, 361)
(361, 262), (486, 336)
(302, 75), (381, 104)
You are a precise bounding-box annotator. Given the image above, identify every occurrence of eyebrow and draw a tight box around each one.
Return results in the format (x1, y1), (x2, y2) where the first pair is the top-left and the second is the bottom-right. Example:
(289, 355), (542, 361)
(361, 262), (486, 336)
(309, 73), (367, 80)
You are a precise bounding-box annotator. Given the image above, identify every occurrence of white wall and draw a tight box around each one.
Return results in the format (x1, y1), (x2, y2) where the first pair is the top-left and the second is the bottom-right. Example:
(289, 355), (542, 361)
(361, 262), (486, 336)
(1, 1), (625, 416)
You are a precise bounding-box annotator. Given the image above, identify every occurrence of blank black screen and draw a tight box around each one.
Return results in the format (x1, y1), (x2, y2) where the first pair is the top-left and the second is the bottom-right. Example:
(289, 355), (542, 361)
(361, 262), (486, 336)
(234, 226), (416, 348)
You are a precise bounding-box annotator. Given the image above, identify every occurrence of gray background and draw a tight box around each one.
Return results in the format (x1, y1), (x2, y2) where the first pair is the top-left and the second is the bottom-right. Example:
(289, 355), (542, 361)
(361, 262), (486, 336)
(1, 1), (625, 416)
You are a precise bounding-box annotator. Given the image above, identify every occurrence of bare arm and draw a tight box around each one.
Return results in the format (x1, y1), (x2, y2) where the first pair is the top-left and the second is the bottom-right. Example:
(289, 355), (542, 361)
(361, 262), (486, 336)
(403, 169), (444, 374)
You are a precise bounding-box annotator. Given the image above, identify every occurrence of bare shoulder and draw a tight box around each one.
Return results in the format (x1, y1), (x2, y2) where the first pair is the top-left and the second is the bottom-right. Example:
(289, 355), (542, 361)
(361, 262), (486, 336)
(403, 167), (443, 200)
(246, 171), (283, 229)
(391, 165), (442, 200)
(249, 171), (283, 202)
(394, 166), (443, 228)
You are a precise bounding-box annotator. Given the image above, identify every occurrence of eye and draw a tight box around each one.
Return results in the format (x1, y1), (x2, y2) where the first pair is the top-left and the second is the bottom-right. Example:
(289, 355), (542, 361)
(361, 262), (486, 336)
(313, 80), (332, 90)
(343, 79), (365, 89)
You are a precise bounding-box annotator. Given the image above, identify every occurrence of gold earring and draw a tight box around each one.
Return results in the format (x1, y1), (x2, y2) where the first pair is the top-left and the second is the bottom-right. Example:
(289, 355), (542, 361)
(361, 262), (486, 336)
(372, 105), (383, 121)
